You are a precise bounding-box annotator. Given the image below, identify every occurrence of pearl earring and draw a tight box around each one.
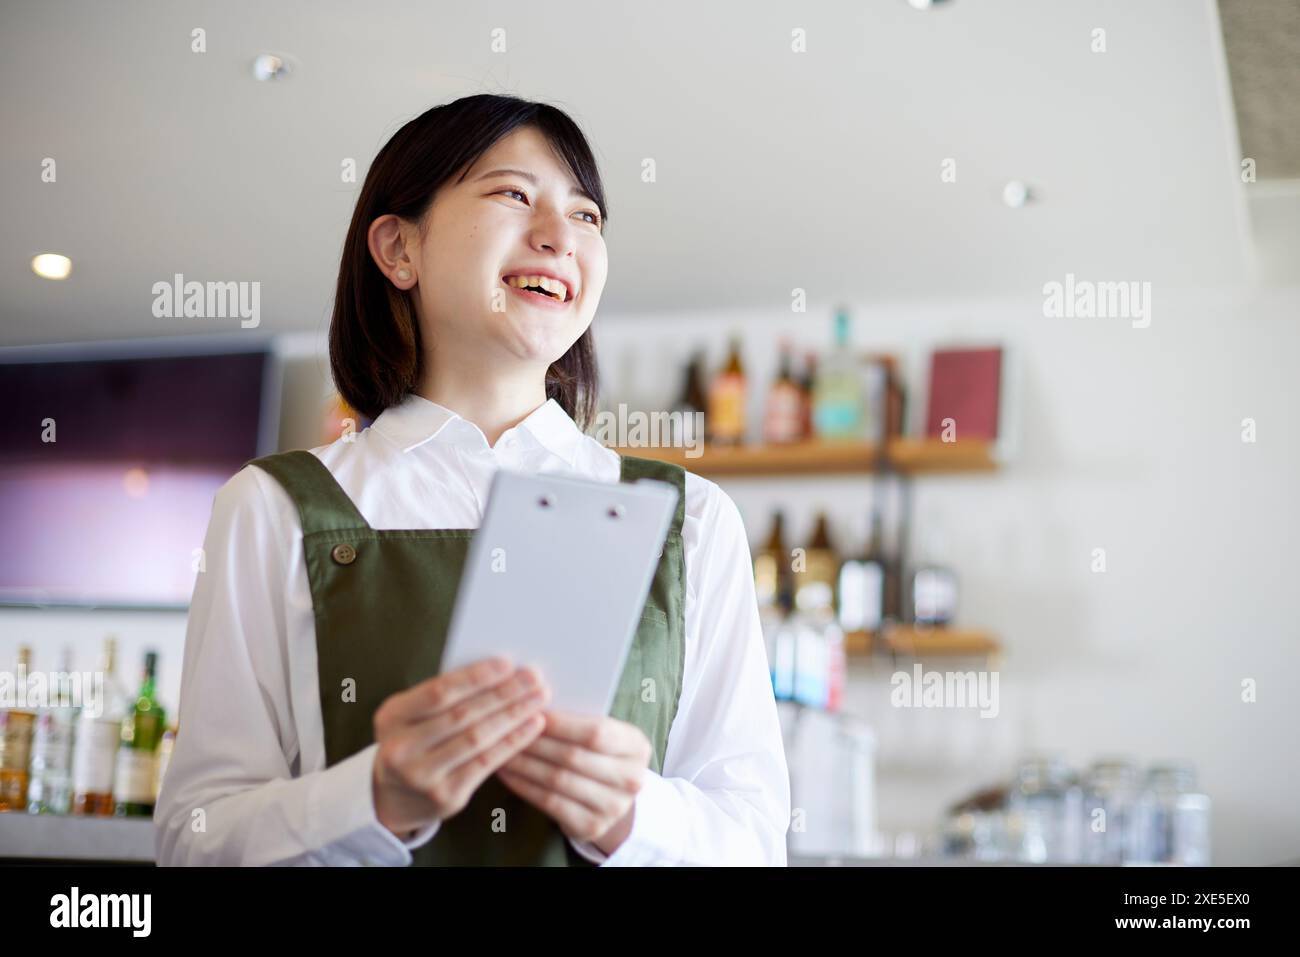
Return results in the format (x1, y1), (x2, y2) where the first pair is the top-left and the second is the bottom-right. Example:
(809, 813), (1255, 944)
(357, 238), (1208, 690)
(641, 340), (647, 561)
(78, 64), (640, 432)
(395, 268), (411, 282)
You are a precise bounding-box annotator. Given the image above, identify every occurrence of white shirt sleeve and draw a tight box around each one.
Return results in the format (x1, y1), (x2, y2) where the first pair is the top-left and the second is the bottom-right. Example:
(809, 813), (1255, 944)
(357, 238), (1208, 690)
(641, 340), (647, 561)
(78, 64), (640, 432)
(154, 466), (438, 866)
(568, 478), (791, 866)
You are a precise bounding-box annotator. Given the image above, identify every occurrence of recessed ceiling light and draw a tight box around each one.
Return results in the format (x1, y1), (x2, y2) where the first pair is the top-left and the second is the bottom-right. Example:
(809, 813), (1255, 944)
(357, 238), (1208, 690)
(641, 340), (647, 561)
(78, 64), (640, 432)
(1002, 181), (1033, 208)
(905, 0), (951, 9)
(31, 253), (72, 280)
(252, 53), (293, 81)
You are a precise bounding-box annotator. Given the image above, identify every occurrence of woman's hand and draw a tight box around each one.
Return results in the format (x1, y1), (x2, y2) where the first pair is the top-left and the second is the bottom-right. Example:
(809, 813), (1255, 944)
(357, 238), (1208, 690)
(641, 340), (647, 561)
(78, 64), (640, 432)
(371, 656), (551, 839)
(496, 711), (652, 856)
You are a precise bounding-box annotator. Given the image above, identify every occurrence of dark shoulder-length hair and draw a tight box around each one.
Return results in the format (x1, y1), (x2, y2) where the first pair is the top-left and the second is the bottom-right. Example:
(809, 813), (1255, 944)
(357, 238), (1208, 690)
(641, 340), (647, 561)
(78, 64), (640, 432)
(329, 94), (606, 428)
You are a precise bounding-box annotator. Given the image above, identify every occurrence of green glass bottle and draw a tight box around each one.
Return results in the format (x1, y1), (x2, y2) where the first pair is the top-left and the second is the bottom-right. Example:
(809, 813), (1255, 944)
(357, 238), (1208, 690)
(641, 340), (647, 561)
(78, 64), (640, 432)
(113, 651), (166, 817)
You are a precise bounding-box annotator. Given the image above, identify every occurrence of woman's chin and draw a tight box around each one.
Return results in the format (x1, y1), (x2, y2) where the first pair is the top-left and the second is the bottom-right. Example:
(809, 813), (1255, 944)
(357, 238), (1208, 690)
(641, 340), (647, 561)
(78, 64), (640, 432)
(495, 310), (589, 360)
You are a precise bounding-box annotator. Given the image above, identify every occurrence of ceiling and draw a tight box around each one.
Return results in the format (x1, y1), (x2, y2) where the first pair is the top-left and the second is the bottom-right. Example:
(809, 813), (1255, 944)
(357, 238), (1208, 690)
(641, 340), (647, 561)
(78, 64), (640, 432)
(1219, 0), (1300, 179)
(0, 0), (1282, 346)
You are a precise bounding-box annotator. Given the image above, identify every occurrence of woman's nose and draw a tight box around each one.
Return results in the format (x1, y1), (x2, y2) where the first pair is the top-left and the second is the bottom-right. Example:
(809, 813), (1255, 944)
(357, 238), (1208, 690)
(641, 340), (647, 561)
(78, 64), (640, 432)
(529, 209), (578, 257)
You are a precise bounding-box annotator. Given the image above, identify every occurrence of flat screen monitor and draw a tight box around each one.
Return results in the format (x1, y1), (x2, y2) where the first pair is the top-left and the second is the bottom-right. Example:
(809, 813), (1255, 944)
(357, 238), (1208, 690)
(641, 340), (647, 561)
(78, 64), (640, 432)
(0, 339), (280, 608)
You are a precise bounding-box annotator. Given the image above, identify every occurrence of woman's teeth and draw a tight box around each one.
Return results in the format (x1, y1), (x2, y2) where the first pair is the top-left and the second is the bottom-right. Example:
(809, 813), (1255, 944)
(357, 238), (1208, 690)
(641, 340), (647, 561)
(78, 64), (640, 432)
(504, 275), (568, 302)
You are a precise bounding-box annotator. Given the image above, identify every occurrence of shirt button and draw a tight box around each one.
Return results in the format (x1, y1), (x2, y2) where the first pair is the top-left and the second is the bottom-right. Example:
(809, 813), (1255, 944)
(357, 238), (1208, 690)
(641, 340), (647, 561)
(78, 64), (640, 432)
(331, 543), (357, 565)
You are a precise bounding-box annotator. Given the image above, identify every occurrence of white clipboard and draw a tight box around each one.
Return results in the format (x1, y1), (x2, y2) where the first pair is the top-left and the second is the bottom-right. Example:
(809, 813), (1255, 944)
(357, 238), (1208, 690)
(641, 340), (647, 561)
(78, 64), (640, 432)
(440, 467), (679, 716)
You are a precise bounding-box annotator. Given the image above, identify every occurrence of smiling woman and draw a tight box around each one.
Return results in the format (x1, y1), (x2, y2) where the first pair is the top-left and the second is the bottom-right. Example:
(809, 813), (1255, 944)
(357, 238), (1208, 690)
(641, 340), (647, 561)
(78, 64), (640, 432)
(155, 93), (790, 869)
(329, 95), (609, 428)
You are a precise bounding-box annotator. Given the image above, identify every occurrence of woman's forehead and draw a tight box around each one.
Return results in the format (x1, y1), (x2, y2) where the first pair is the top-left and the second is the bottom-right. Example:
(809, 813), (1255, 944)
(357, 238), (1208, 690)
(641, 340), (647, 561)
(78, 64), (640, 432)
(464, 130), (578, 188)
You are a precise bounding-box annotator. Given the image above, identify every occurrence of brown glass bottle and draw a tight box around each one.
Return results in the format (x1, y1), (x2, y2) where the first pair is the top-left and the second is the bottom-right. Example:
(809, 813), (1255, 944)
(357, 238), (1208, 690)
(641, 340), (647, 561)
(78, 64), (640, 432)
(754, 510), (794, 614)
(794, 512), (838, 613)
(707, 335), (747, 446)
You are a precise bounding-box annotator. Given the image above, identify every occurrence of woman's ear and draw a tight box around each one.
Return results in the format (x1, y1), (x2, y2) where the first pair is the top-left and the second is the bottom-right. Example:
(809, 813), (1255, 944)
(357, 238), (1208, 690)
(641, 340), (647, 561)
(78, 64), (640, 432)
(367, 214), (417, 288)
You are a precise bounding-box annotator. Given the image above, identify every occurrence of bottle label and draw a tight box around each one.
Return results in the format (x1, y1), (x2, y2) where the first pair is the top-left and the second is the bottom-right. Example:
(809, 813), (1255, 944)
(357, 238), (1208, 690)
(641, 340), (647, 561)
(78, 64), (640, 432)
(113, 748), (157, 803)
(709, 375), (745, 439)
(72, 718), (119, 794)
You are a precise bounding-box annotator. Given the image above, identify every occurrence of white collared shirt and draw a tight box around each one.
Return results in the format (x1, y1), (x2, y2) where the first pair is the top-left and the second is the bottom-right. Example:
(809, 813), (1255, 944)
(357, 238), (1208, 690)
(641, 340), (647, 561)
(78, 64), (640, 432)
(156, 393), (790, 866)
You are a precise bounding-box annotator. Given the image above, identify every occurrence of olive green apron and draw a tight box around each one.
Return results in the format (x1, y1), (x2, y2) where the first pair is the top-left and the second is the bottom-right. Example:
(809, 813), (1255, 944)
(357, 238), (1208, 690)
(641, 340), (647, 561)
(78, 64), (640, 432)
(247, 448), (686, 866)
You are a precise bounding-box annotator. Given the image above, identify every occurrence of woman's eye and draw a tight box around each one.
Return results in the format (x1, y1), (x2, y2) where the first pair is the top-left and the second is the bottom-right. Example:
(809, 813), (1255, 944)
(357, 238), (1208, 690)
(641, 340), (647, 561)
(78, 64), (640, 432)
(498, 188), (599, 227)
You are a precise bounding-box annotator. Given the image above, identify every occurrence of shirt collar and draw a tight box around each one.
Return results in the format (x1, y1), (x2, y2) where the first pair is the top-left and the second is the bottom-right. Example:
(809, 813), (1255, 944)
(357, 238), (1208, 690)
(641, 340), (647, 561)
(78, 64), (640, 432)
(370, 392), (583, 467)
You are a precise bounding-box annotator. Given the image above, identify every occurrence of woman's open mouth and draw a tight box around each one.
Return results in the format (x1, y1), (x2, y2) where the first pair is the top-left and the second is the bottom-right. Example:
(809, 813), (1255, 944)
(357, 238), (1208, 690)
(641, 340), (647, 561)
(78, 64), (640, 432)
(502, 274), (573, 309)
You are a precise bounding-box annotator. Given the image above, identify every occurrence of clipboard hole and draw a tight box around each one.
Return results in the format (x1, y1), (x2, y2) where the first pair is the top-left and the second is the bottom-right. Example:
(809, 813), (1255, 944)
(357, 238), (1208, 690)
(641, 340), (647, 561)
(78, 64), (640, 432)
(537, 495), (554, 509)
(607, 504), (625, 519)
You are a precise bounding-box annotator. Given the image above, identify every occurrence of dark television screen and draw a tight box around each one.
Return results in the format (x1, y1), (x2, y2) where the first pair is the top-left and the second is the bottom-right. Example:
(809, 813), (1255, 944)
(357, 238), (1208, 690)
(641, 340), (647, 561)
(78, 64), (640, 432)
(0, 345), (278, 607)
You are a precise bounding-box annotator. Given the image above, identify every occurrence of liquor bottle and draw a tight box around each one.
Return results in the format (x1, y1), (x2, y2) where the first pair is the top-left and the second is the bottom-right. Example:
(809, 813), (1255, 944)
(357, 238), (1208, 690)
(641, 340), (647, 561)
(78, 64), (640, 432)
(909, 527), (959, 626)
(793, 512), (838, 614)
(763, 340), (804, 445)
(26, 645), (79, 814)
(837, 509), (887, 638)
(799, 351), (818, 442)
(0, 645), (37, 812)
(880, 356), (907, 439)
(753, 510), (794, 614)
(71, 635), (130, 816)
(787, 606), (843, 711)
(706, 334), (747, 446)
(669, 350), (708, 450)
(812, 307), (865, 440)
(114, 651), (166, 817)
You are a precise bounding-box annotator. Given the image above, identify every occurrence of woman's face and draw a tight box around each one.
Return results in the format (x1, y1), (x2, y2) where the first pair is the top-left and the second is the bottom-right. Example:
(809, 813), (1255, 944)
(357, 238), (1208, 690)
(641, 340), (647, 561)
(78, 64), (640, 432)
(395, 125), (608, 374)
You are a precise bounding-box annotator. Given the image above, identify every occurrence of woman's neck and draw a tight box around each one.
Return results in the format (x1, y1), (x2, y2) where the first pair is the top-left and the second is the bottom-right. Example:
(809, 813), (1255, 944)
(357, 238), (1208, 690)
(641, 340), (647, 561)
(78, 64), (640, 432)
(415, 360), (548, 448)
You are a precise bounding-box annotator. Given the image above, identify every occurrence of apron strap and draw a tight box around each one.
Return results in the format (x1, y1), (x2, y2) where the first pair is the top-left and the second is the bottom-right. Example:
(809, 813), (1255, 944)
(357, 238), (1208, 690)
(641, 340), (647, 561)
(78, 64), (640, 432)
(245, 449), (372, 534)
(618, 454), (686, 535)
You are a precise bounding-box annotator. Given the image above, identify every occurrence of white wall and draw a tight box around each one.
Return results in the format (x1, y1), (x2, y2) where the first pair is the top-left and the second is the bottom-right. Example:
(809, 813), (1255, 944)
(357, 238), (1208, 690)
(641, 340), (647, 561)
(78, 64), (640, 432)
(4, 284), (1297, 864)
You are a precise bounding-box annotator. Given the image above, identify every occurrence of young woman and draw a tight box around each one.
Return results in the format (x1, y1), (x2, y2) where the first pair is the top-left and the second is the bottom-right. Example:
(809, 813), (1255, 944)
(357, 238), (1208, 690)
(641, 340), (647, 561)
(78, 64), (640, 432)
(156, 94), (789, 866)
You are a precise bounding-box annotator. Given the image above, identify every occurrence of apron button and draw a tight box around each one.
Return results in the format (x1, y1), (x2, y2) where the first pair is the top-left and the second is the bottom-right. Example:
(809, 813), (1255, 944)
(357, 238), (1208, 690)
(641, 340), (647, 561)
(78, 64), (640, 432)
(331, 543), (357, 565)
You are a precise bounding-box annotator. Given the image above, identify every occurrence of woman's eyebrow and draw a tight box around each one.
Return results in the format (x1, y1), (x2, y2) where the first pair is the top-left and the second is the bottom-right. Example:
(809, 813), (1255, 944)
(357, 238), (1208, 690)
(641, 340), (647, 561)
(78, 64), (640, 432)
(473, 167), (594, 202)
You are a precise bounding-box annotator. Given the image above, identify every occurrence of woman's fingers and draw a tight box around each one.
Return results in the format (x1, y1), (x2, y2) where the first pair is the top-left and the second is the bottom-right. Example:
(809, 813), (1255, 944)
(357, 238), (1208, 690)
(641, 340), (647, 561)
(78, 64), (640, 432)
(423, 690), (547, 781)
(408, 668), (547, 750)
(441, 712), (548, 802)
(498, 749), (632, 815)
(514, 734), (643, 792)
(375, 655), (513, 729)
(538, 710), (648, 758)
(496, 767), (610, 842)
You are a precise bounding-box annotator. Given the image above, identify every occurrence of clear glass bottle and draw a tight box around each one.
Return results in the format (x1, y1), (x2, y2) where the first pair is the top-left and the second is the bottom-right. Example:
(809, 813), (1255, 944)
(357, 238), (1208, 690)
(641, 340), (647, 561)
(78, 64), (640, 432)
(71, 635), (131, 816)
(837, 509), (886, 636)
(26, 645), (79, 814)
(1131, 764), (1211, 865)
(812, 307), (865, 440)
(1081, 758), (1139, 865)
(1007, 755), (1084, 863)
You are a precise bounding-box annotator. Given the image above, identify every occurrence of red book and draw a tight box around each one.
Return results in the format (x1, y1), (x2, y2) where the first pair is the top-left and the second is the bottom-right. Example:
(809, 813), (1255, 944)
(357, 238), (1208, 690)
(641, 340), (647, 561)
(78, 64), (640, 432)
(925, 347), (1002, 440)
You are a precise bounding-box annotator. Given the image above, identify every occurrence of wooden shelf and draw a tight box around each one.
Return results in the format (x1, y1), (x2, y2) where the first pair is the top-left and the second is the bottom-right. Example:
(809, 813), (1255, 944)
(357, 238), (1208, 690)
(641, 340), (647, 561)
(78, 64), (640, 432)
(881, 626), (1001, 657)
(610, 438), (997, 477)
(885, 438), (999, 475)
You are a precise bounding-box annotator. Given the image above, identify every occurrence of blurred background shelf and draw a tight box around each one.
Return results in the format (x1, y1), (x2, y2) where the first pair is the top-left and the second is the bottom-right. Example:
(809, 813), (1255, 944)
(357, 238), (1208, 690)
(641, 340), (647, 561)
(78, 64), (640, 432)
(609, 438), (998, 477)
(842, 627), (1001, 658)
(0, 813), (154, 865)
(881, 626), (1001, 658)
